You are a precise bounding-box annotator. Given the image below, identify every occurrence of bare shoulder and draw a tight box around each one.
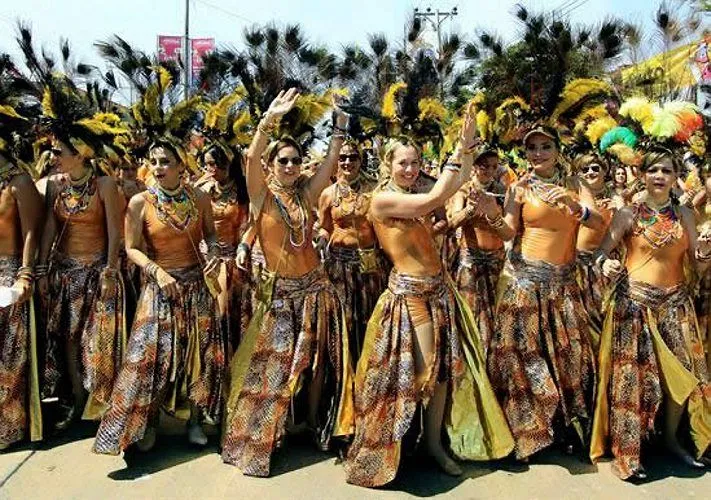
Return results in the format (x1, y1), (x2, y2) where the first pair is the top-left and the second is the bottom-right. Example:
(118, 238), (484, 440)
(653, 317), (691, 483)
(127, 191), (147, 212)
(97, 175), (118, 191)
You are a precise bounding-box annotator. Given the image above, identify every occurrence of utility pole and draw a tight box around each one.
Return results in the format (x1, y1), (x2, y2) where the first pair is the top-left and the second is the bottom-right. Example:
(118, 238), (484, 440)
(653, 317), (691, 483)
(414, 5), (458, 99)
(184, 0), (190, 99)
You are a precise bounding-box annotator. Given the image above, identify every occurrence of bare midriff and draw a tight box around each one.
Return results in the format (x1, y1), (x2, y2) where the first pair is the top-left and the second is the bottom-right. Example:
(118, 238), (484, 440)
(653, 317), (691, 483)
(519, 194), (578, 266)
(460, 216), (503, 252)
(372, 215), (441, 277)
(214, 201), (246, 249)
(0, 187), (21, 257)
(625, 228), (688, 288)
(258, 192), (320, 278)
(55, 191), (107, 264)
(331, 197), (377, 249)
(143, 198), (203, 271)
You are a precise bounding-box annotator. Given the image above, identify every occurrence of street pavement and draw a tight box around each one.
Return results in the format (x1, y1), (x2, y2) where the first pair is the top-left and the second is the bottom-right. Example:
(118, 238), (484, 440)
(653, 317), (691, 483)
(1, 419), (708, 499)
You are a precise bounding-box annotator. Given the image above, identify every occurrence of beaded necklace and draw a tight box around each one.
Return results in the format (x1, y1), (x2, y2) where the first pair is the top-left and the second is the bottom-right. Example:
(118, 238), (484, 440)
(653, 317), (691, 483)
(211, 180), (238, 212)
(333, 177), (366, 217)
(59, 168), (96, 215)
(147, 181), (199, 232)
(526, 168), (567, 209)
(271, 180), (309, 248)
(633, 199), (683, 249)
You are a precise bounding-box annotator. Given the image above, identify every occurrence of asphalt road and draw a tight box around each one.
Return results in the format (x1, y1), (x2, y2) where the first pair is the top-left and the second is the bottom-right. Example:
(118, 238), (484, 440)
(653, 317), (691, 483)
(1, 419), (708, 499)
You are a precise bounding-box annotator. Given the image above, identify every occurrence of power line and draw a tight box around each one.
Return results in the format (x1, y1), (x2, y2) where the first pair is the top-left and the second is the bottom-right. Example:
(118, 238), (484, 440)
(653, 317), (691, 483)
(193, 0), (252, 24)
(562, 0), (589, 17)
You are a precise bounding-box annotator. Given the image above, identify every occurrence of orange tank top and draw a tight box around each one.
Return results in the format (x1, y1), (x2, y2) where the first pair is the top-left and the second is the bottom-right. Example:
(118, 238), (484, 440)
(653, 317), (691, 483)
(518, 180), (579, 266)
(459, 180), (505, 252)
(330, 181), (377, 249)
(577, 196), (615, 252)
(143, 188), (203, 271)
(205, 181), (246, 249)
(54, 175), (107, 263)
(372, 212), (441, 277)
(0, 181), (21, 257)
(257, 181), (320, 277)
(624, 202), (689, 288)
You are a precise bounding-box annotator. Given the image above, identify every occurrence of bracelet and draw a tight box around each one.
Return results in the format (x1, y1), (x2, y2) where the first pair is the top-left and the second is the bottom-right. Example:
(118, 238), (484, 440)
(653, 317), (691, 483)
(579, 206), (591, 222)
(593, 250), (608, 268)
(16, 266), (34, 283)
(696, 247), (711, 262)
(332, 133), (346, 140)
(237, 243), (250, 255)
(144, 262), (159, 280)
(333, 125), (347, 133)
(485, 213), (505, 229)
(257, 118), (279, 136)
(443, 163), (461, 173)
(35, 263), (49, 278)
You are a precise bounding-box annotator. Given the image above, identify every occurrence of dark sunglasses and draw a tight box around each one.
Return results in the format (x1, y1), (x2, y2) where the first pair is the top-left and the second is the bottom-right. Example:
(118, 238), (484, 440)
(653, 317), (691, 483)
(339, 154), (360, 162)
(50, 148), (62, 156)
(581, 164), (601, 174)
(277, 156), (303, 166)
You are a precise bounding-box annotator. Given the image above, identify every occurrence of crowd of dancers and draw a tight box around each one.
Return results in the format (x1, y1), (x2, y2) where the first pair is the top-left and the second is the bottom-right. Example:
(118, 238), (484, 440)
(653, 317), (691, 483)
(0, 28), (710, 488)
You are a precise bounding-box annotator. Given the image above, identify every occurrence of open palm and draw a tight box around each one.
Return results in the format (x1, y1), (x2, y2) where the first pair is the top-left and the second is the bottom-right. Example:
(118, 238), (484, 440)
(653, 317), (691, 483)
(268, 88), (300, 117)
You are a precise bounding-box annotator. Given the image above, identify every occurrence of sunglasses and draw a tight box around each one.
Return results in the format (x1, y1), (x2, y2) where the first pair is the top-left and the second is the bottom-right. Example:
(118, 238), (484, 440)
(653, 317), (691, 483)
(50, 148), (62, 156)
(339, 154), (360, 162)
(581, 164), (601, 174)
(277, 156), (303, 166)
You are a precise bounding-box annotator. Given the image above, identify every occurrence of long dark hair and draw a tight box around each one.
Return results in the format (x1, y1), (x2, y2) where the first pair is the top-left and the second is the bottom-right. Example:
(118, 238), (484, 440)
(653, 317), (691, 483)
(202, 144), (248, 204)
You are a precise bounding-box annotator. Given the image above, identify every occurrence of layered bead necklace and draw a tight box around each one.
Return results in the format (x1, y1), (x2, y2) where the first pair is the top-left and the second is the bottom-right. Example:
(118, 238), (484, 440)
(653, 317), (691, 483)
(333, 177), (366, 218)
(526, 167), (567, 209)
(59, 167), (96, 215)
(148, 181), (199, 232)
(271, 180), (309, 248)
(210, 179), (238, 217)
(633, 198), (683, 250)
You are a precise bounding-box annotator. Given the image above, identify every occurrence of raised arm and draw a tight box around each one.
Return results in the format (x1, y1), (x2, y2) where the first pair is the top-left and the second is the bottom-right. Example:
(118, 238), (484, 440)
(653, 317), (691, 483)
(371, 108), (478, 220)
(684, 206), (711, 276)
(245, 88), (300, 200)
(305, 101), (348, 205)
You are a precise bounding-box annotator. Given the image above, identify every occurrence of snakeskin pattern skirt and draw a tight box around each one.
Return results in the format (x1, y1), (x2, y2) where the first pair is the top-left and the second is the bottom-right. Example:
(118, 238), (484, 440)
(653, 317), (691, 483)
(44, 255), (126, 420)
(576, 250), (611, 351)
(221, 266), (353, 477)
(0, 256), (42, 447)
(488, 253), (596, 460)
(345, 271), (513, 487)
(453, 247), (504, 356)
(93, 266), (224, 455)
(325, 246), (387, 362)
(591, 280), (711, 479)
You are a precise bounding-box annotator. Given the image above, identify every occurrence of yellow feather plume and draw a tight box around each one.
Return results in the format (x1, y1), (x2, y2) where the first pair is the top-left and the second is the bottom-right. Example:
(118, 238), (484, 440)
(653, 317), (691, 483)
(585, 116), (618, 145)
(646, 107), (679, 138)
(382, 82), (407, 119)
(0, 104), (26, 120)
(165, 95), (206, 131)
(418, 98), (448, 122)
(205, 87), (246, 131)
(230, 110), (254, 147)
(573, 104), (609, 134)
(476, 110), (492, 143)
(41, 88), (56, 119)
(607, 143), (642, 166)
(552, 78), (612, 122)
(76, 116), (128, 136)
(619, 97), (655, 130)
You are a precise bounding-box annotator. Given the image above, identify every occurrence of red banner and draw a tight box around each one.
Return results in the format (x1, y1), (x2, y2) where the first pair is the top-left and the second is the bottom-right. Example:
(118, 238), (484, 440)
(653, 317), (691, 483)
(191, 38), (215, 79)
(157, 35), (183, 63)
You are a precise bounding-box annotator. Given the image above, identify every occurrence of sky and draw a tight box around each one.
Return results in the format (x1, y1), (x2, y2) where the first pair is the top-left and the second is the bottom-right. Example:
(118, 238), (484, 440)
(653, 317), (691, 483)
(0, 0), (696, 101)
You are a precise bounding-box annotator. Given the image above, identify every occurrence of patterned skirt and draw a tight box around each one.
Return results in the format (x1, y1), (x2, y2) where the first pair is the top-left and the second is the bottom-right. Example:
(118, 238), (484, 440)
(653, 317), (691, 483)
(488, 253), (596, 459)
(453, 247), (504, 355)
(93, 266), (225, 455)
(576, 250), (611, 351)
(695, 272), (711, 370)
(345, 271), (513, 488)
(590, 280), (711, 479)
(44, 255), (126, 420)
(221, 266), (354, 477)
(325, 246), (387, 362)
(0, 257), (42, 447)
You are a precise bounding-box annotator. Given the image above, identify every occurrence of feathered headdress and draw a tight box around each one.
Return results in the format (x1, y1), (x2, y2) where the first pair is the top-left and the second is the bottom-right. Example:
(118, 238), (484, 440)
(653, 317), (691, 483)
(95, 35), (205, 168)
(0, 53), (36, 169)
(16, 25), (129, 161)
